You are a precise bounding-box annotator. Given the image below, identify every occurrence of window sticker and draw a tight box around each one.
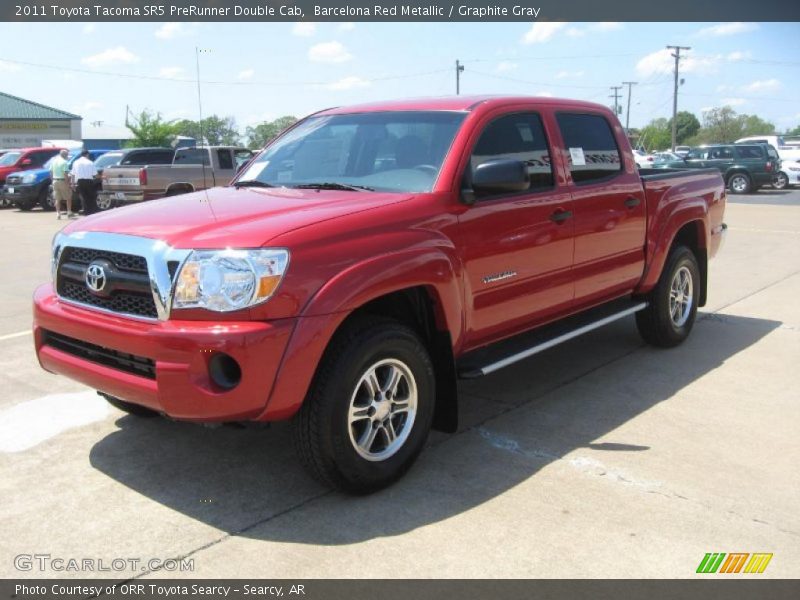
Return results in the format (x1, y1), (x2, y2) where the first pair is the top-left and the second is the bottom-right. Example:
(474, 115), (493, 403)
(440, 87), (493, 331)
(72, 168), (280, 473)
(569, 147), (586, 166)
(242, 161), (267, 180)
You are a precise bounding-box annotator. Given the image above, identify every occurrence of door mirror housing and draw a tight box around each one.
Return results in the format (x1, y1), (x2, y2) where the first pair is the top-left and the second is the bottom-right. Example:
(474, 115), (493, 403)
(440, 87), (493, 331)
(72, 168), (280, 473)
(470, 159), (529, 196)
(20, 158), (32, 166)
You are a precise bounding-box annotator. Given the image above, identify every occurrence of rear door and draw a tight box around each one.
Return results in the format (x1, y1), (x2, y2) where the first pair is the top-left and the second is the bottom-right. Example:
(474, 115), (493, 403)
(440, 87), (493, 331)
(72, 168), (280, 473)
(457, 109), (575, 348)
(706, 145), (736, 176)
(555, 111), (647, 306)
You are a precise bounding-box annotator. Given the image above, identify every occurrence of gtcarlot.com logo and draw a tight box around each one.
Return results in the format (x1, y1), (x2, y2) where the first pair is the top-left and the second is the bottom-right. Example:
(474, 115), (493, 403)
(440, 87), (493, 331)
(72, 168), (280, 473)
(697, 552), (773, 574)
(14, 553), (194, 573)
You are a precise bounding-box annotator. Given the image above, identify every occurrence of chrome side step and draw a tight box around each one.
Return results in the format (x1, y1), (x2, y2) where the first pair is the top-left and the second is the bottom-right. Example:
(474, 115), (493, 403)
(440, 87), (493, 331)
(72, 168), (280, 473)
(458, 300), (648, 379)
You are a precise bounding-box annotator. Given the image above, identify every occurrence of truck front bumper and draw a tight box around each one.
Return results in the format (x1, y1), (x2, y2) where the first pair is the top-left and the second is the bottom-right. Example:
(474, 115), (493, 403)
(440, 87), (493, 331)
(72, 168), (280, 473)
(3, 183), (40, 205)
(33, 284), (296, 422)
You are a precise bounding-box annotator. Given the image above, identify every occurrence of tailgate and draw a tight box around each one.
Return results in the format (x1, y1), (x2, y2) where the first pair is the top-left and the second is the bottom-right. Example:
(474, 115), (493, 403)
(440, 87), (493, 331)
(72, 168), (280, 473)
(102, 167), (142, 190)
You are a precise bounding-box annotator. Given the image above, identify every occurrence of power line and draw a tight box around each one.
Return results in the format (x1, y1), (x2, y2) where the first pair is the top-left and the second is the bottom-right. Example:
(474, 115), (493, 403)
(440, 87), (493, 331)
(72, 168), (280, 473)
(455, 59), (464, 95)
(667, 45), (691, 151)
(469, 69), (608, 90)
(609, 86), (622, 117)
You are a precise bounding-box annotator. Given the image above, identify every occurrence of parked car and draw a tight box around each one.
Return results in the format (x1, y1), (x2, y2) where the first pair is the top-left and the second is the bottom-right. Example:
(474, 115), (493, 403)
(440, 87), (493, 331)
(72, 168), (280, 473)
(632, 148), (654, 168)
(35, 96), (726, 493)
(659, 144), (779, 194)
(98, 146), (253, 209)
(4, 149), (111, 211)
(674, 145), (691, 157)
(735, 135), (800, 162)
(0, 147), (63, 206)
(772, 158), (799, 190)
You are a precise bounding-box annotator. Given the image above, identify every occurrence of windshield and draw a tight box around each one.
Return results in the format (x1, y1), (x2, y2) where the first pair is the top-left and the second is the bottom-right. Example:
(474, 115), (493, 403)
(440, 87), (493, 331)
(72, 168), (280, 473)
(0, 152), (21, 166)
(237, 111), (466, 193)
(93, 152), (123, 169)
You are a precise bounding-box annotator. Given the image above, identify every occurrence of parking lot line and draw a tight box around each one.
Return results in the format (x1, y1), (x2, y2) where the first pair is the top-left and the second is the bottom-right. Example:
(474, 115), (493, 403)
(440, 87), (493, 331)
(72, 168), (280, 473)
(0, 330), (31, 341)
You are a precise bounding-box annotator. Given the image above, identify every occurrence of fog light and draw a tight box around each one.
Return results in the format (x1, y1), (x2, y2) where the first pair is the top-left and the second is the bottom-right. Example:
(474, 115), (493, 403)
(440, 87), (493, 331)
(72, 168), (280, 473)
(208, 353), (241, 390)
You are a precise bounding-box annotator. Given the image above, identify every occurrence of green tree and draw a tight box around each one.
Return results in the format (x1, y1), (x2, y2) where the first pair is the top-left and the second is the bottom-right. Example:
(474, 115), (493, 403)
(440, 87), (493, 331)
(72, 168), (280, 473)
(245, 116), (298, 149)
(667, 111), (701, 144)
(638, 118), (672, 152)
(738, 114), (775, 137)
(173, 115), (241, 145)
(695, 106), (742, 144)
(125, 110), (178, 147)
(787, 125), (800, 136)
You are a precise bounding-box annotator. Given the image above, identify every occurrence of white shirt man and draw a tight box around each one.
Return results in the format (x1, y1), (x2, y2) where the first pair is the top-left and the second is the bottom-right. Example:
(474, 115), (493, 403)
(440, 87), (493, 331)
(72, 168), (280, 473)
(70, 151), (99, 215)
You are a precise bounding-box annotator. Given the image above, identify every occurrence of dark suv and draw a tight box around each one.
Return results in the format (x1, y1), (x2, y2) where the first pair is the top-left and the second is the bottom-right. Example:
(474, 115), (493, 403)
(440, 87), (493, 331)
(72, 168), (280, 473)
(660, 144), (780, 194)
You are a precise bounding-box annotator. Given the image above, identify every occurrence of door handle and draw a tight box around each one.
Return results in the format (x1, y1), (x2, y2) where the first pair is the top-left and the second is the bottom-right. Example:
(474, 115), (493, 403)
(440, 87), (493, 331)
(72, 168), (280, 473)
(624, 197), (641, 208)
(549, 209), (572, 223)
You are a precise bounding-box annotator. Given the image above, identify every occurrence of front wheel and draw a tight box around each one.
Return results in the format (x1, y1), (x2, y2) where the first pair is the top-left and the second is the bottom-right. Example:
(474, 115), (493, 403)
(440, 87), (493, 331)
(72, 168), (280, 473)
(293, 316), (435, 493)
(636, 245), (700, 348)
(40, 186), (55, 211)
(773, 172), (789, 190)
(728, 173), (751, 194)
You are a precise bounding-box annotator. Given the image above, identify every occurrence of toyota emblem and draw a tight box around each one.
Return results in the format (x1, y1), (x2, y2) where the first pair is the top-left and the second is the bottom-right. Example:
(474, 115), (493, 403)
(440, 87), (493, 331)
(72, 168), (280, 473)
(85, 264), (107, 293)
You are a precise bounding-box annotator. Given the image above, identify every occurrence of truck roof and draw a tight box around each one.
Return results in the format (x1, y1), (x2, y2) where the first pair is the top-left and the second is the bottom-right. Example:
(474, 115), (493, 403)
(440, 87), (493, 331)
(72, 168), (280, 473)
(319, 95), (610, 115)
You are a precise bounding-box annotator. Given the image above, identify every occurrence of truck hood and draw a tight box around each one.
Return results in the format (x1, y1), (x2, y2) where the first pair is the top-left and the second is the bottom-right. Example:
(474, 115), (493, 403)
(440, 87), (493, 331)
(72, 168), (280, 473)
(64, 186), (414, 248)
(5, 168), (48, 183)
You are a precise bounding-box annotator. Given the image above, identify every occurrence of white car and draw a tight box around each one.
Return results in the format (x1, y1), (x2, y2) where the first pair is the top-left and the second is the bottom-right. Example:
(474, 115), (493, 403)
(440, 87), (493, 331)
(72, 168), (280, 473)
(773, 159), (800, 190)
(674, 146), (691, 157)
(735, 135), (800, 162)
(632, 148), (655, 168)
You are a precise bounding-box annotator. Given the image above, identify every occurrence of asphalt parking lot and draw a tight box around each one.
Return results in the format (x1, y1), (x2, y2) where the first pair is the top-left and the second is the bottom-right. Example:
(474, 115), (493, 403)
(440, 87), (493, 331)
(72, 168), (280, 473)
(0, 189), (798, 579)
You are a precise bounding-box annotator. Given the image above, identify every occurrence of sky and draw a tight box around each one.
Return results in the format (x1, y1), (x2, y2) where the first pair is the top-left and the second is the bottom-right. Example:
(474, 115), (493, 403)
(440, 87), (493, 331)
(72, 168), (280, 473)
(0, 21), (798, 136)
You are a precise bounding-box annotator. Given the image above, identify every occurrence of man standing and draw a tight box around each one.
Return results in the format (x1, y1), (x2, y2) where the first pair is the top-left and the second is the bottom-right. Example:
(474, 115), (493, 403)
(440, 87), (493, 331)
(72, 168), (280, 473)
(71, 150), (99, 216)
(50, 149), (72, 219)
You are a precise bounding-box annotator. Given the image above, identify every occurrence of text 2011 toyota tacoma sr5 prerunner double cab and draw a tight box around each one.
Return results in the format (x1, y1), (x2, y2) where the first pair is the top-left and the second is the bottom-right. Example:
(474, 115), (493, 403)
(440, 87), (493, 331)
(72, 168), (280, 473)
(34, 97), (727, 493)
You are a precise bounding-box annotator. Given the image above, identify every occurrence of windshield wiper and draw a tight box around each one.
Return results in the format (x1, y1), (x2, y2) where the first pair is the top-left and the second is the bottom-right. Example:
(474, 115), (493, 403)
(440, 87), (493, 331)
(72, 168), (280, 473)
(292, 182), (374, 192)
(233, 180), (275, 188)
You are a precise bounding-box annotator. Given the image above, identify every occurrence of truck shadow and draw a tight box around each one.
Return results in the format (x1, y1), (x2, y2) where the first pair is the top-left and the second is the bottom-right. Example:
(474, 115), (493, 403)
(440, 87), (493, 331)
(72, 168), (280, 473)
(89, 312), (780, 545)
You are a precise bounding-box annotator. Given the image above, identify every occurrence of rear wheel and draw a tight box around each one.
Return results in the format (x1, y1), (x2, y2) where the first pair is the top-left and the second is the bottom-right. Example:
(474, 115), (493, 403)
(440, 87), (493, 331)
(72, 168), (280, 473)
(100, 393), (159, 417)
(636, 245), (700, 348)
(96, 195), (114, 211)
(293, 316), (435, 493)
(773, 172), (789, 190)
(728, 173), (751, 194)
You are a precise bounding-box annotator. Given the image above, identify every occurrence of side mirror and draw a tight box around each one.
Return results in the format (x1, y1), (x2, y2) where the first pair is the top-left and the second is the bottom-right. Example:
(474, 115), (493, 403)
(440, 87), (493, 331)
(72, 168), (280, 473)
(468, 159), (529, 200)
(20, 158), (32, 166)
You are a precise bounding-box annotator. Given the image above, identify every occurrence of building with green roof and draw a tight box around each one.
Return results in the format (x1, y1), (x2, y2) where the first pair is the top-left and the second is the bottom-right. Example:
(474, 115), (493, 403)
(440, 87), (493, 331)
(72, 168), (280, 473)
(0, 91), (82, 148)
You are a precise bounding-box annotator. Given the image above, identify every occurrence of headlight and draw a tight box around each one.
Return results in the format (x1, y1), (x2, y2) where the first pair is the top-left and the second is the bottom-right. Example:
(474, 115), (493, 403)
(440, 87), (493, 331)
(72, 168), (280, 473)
(173, 248), (289, 312)
(51, 232), (65, 282)
(22, 173), (36, 184)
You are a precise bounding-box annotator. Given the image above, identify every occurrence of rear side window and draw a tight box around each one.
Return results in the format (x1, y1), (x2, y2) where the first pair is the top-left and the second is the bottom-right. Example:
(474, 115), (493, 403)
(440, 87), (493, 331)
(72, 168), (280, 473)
(735, 146), (763, 159)
(174, 149), (210, 166)
(470, 112), (554, 193)
(709, 146), (735, 159)
(216, 149), (234, 170)
(556, 113), (622, 184)
(29, 151), (57, 166)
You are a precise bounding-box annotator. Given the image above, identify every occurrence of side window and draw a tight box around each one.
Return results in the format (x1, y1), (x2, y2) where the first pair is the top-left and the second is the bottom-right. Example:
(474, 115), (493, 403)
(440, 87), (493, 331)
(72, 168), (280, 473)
(556, 113), (623, 184)
(153, 150), (174, 164)
(735, 146), (761, 159)
(217, 149), (234, 170)
(29, 152), (50, 167)
(470, 112), (554, 195)
(234, 150), (253, 169)
(709, 147), (734, 159)
(121, 152), (139, 165)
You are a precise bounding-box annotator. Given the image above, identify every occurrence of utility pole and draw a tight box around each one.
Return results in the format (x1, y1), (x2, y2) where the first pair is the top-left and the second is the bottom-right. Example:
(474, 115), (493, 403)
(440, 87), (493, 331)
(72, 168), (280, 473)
(667, 45), (691, 151)
(609, 86), (622, 118)
(622, 81), (637, 134)
(455, 59), (464, 95)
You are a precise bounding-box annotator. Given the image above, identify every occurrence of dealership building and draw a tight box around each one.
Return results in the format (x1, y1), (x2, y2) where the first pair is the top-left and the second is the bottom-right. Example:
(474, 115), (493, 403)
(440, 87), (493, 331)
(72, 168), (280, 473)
(0, 91), (81, 148)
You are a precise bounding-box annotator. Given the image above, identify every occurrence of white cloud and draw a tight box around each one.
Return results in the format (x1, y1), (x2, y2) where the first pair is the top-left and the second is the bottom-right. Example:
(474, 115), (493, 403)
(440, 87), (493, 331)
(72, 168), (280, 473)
(727, 50), (752, 62)
(635, 48), (721, 77)
(338, 22), (356, 32)
(744, 78), (781, 93)
(81, 47), (139, 68)
(721, 97), (747, 107)
(292, 22), (316, 37)
(555, 70), (584, 79)
(325, 76), (370, 91)
(73, 101), (103, 113)
(496, 61), (518, 73)
(308, 41), (353, 64)
(591, 22), (623, 32)
(155, 23), (185, 39)
(522, 22), (566, 44)
(82, 23), (95, 34)
(244, 112), (276, 126)
(0, 60), (21, 73)
(165, 108), (191, 120)
(566, 27), (585, 38)
(535, 91), (554, 97)
(238, 68), (255, 80)
(697, 22), (758, 37)
(159, 66), (185, 78)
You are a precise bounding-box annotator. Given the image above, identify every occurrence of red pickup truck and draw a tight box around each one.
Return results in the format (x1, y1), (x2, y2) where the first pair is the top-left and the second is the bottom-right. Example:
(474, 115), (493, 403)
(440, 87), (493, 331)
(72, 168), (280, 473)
(34, 96), (726, 493)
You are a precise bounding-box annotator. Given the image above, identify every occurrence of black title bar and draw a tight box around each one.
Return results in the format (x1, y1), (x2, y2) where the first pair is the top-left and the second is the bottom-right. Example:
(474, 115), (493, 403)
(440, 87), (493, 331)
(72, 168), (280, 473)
(5, 0), (800, 22)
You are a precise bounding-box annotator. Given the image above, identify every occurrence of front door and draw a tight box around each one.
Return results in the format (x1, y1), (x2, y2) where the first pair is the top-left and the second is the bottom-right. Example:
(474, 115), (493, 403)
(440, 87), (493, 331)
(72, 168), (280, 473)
(457, 111), (575, 349)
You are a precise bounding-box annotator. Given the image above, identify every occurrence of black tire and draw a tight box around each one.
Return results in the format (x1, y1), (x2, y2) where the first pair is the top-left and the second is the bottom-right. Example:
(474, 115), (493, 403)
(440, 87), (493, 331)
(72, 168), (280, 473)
(17, 196), (36, 211)
(293, 316), (435, 494)
(96, 195), (114, 211)
(636, 245), (700, 348)
(40, 186), (55, 211)
(100, 393), (159, 417)
(773, 172), (789, 190)
(0, 195), (11, 209)
(727, 172), (751, 194)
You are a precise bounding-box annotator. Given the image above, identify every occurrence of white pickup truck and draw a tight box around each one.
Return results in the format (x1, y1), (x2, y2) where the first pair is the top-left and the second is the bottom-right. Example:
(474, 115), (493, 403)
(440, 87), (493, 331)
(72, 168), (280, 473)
(98, 146), (253, 209)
